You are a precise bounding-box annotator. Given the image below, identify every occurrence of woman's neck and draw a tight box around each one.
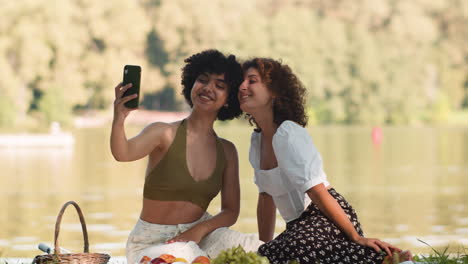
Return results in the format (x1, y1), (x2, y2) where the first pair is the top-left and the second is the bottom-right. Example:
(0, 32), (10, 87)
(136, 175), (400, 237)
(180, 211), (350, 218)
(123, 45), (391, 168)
(186, 110), (217, 136)
(251, 109), (277, 138)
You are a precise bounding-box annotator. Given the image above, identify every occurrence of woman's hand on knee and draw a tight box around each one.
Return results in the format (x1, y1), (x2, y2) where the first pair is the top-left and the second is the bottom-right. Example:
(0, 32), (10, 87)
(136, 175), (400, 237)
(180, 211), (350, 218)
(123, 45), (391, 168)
(355, 237), (401, 257)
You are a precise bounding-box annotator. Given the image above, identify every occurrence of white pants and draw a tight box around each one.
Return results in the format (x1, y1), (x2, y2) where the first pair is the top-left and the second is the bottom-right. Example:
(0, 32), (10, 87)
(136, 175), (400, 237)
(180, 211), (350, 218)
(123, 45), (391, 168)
(126, 213), (263, 263)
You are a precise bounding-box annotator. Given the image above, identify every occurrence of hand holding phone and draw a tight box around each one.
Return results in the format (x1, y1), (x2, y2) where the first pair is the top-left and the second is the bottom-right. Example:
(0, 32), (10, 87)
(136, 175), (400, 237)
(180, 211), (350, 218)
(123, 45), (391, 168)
(122, 65), (141, 108)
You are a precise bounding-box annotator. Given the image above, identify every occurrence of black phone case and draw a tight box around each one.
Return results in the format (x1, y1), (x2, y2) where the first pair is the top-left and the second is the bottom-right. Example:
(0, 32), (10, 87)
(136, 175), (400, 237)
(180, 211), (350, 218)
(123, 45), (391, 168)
(122, 65), (141, 108)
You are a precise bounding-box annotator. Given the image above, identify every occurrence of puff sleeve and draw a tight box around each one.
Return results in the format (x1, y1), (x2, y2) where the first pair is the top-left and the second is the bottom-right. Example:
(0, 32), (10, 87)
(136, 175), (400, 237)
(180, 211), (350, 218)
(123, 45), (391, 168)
(272, 121), (327, 193)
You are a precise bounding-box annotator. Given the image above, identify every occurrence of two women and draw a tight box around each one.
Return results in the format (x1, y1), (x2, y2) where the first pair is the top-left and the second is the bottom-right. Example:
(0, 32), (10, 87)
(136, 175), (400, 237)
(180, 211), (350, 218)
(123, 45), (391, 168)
(111, 50), (262, 263)
(238, 58), (413, 264)
(112, 49), (411, 263)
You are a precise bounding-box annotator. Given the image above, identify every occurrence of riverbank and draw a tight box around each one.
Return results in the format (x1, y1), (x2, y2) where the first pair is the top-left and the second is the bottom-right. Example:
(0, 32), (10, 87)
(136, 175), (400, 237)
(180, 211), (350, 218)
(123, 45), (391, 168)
(72, 108), (468, 128)
(2, 108), (468, 134)
(73, 109), (190, 128)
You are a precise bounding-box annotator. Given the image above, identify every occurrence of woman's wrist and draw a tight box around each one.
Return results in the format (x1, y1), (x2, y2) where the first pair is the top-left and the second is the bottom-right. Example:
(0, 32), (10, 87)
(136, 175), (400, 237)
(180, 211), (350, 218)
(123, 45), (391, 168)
(112, 116), (125, 126)
(195, 220), (213, 234)
(350, 233), (362, 243)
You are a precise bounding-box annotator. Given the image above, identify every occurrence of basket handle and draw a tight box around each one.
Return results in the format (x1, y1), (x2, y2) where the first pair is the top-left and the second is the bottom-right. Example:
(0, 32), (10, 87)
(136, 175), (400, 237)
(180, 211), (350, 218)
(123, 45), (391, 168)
(54, 201), (89, 254)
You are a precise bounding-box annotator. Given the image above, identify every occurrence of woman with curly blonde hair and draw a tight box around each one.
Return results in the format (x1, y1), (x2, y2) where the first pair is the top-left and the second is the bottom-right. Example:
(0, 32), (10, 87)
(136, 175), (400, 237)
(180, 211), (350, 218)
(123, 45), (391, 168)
(238, 58), (412, 264)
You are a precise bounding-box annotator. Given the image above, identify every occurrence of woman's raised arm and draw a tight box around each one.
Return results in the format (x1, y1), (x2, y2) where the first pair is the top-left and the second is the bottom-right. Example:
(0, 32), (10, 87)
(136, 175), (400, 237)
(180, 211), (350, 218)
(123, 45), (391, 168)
(110, 82), (165, 162)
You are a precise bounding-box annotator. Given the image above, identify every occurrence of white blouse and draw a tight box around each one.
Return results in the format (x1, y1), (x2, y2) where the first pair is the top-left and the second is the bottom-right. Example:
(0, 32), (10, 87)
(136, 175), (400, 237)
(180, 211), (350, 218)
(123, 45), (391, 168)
(249, 120), (330, 222)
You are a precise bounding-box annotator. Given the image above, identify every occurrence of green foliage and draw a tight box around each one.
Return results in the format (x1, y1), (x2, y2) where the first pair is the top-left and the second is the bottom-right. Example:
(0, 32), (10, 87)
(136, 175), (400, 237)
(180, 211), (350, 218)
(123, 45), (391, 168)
(212, 245), (270, 264)
(145, 27), (169, 74)
(0, 94), (16, 127)
(428, 92), (452, 123)
(0, 0), (467, 127)
(38, 86), (71, 125)
(141, 85), (181, 111)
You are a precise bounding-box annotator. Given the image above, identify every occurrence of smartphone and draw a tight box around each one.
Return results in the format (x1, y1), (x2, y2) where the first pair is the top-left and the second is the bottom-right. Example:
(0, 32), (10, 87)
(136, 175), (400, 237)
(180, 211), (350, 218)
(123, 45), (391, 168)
(122, 65), (141, 108)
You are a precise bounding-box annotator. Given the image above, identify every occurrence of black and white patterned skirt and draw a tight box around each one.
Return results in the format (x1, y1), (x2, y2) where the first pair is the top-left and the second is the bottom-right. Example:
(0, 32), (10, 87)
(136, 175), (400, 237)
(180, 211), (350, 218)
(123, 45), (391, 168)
(258, 188), (385, 264)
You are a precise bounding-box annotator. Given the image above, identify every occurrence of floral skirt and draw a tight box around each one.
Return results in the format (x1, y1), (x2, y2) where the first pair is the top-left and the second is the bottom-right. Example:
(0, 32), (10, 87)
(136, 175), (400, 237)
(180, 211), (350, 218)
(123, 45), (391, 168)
(258, 188), (385, 264)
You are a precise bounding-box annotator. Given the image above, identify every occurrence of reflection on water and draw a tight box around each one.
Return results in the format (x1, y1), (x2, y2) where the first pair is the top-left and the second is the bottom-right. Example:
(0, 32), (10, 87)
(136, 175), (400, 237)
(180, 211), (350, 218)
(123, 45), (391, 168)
(1, 123), (467, 257)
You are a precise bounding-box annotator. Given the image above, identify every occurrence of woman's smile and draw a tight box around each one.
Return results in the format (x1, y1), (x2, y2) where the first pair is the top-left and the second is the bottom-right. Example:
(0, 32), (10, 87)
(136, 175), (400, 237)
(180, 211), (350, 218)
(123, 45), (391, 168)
(198, 90), (214, 102)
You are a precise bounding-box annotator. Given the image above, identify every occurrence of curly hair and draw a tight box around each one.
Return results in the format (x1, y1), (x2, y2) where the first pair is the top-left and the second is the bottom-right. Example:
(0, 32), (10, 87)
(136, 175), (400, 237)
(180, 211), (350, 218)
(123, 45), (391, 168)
(242, 58), (308, 128)
(181, 49), (243, 120)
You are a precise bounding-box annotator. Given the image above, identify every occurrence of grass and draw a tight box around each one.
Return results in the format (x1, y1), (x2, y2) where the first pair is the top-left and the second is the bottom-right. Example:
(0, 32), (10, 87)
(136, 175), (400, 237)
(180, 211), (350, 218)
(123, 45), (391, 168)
(412, 240), (468, 264)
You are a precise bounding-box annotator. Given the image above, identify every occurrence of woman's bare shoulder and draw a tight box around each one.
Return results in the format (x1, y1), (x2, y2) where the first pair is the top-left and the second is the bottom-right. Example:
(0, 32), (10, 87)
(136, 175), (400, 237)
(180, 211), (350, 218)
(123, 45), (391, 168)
(218, 138), (238, 158)
(143, 120), (183, 144)
(144, 120), (181, 131)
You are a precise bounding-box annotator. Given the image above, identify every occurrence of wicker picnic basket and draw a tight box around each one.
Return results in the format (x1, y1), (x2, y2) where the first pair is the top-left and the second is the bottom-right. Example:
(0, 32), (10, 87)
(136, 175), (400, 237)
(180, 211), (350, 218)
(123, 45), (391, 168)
(33, 201), (111, 264)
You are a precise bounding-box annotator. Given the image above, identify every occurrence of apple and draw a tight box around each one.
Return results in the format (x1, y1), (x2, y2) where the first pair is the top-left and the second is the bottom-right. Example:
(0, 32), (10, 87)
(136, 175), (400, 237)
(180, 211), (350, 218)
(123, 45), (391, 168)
(140, 256), (151, 264)
(150, 258), (167, 264)
(192, 256), (210, 264)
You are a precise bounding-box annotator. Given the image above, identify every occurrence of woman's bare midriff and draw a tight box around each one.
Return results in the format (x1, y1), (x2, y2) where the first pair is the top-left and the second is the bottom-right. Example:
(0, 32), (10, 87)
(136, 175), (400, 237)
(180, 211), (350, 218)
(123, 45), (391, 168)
(140, 198), (206, 225)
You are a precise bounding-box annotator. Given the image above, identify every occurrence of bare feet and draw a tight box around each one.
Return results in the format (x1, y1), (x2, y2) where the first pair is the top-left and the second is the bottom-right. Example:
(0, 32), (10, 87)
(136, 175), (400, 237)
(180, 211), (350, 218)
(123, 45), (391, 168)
(382, 250), (413, 264)
(399, 250), (413, 262)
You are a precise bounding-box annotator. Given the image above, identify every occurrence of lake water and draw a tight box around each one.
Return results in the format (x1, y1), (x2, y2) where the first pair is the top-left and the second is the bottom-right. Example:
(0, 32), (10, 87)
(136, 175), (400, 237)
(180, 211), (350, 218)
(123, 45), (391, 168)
(1, 121), (467, 258)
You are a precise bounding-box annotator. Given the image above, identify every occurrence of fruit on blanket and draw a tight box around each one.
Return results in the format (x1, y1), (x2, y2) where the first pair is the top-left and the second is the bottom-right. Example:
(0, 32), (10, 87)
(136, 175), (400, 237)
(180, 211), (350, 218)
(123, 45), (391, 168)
(159, 254), (176, 263)
(173, 257), (188, 263)
(140, 256), (152, 264)
(192, 256), (210, 264)
(150, 257), (168, 264)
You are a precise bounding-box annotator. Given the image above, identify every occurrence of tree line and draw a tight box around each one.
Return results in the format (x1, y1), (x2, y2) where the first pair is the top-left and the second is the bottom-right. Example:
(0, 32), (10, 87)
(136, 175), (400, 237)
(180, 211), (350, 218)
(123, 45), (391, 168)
(0, 0), (467, 127)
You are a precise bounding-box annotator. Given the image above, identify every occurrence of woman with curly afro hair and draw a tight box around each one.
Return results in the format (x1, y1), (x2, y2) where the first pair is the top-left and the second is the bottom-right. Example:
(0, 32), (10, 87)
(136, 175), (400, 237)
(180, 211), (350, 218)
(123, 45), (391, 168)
(239, 58), (413, 264)
(111, 50), (262, 263)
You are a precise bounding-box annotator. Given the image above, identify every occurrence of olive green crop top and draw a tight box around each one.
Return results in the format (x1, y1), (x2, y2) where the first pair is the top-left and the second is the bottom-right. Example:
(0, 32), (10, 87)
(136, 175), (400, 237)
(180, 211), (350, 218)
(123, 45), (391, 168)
(143, 119), (225, 211)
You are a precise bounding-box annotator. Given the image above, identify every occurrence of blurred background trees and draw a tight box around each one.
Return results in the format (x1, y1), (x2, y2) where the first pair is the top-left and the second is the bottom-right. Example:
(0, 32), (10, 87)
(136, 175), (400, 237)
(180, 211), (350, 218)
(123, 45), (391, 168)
(0, 0), (467, 127)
